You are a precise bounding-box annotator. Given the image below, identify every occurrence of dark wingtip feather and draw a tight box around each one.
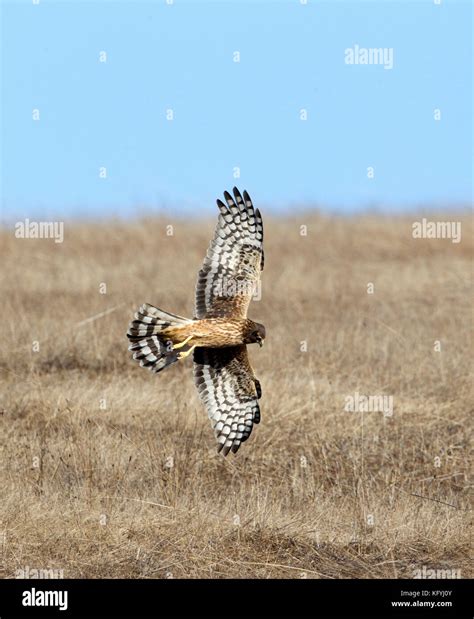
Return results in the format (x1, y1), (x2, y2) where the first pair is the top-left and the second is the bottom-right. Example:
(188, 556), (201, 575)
(216, 198), (229, 215)
(255, 208), (264, 240)
(223, 190), (235, 208)
(221, 443), (232, 456)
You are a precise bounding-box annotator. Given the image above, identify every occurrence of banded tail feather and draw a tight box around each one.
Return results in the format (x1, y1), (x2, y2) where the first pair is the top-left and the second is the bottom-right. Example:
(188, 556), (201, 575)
(127, 303), (193, 373)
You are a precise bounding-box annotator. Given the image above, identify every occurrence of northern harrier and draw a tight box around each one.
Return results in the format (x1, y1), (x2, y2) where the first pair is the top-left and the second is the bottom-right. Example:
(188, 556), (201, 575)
(127, 188), (265, 455)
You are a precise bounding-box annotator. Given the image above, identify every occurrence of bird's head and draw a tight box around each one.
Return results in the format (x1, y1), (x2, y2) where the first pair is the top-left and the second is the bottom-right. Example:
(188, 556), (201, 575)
(245, 322), (266, 347)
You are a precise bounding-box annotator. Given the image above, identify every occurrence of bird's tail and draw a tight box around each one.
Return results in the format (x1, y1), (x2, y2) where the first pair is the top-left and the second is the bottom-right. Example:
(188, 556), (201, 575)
(127, 303), (194, 373)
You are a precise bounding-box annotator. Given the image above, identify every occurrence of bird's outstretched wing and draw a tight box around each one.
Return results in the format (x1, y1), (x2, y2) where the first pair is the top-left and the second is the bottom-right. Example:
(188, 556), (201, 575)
(193, 345), (262, 455)
(194, 187), (264, 319)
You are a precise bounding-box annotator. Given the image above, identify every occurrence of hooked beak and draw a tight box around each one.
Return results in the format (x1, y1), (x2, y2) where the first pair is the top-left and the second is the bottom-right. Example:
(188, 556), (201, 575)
(258, 339), (263, 348)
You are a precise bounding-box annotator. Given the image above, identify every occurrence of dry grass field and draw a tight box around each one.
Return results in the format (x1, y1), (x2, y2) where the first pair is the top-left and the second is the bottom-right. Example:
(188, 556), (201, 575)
(0, 212), (472, 579)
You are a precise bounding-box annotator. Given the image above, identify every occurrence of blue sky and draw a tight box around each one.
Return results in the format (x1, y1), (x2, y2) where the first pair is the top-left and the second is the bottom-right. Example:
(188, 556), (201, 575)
(0, 0), (472, 221)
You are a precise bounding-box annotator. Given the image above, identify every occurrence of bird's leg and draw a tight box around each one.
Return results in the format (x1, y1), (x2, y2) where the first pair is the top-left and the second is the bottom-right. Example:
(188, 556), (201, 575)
(177, 345), (196, 361)
(173, 335), (194, 349)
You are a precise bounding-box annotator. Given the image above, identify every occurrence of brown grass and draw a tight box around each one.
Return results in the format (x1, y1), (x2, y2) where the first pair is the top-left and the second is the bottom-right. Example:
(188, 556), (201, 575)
(0, 213), (472, 579)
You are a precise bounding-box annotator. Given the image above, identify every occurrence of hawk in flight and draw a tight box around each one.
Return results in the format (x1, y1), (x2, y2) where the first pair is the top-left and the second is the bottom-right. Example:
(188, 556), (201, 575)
(127, 188), (265, 455)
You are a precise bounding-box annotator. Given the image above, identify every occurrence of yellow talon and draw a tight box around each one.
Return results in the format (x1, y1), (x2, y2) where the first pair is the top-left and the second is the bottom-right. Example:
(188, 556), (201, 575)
(177, 345), (196, 360)
(173, 335), (194, 349)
